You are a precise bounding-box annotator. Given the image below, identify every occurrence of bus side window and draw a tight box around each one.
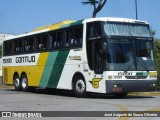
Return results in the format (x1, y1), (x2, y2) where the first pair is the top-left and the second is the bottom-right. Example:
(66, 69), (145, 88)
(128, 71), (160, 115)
(41, 34), (48, 50)
(15, 39), (23, 53)
(57, 31), (65, 47)
(11, 40), (16, 53)
(4, 41), (12, 55)
(53, 32), (57, 48)
(66, 29), (73, 47)
(35, 35), (42, 50)
(28, 37), (34, 51)
(24, 37), (34, 52)
(87, 22), (102, 39)
(48, 32), (56, 49)
(74, 27), (83, 46)
(24, 38), (28, 51)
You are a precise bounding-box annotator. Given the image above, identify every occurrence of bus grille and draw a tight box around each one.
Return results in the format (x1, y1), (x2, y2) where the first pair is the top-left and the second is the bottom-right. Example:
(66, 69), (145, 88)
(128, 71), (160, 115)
(3, 68), (8, 83)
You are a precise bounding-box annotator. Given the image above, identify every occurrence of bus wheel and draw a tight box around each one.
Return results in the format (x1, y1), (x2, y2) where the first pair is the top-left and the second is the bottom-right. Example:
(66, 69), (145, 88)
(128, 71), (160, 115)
(114, 93), (128, 98)
(73, 75), (87, 98)
(21, 74), (29, 92)
(14, 75), (21, 91)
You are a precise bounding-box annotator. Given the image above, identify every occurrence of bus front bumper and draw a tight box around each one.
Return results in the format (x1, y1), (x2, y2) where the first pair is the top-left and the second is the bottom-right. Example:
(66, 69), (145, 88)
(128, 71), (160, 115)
(106, 80), (157, 93)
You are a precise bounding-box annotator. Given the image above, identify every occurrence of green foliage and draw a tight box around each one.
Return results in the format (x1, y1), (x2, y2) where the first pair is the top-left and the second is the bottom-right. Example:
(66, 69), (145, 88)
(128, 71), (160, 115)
(81, 0), (99, 5)
(154, 39), (160, 90)
(82, 0), (107, 18)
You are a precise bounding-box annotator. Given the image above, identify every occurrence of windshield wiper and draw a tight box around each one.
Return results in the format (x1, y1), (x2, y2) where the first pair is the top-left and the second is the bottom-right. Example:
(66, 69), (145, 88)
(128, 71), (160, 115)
(124, 56), (135, 72)
(125, 43), (137, 72)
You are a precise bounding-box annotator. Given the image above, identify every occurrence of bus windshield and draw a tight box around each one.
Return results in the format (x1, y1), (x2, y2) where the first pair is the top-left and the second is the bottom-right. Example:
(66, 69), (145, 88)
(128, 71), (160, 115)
(105, 39), (156, 71)
(103, 22), (155, 71)
(104, 22), (151, 37)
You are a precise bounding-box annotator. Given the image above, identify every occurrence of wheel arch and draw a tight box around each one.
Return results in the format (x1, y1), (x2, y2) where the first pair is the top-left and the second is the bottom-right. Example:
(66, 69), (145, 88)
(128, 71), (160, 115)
(20, 72), (27, 79)
(13, 72), (19, 81)
(72, 72), (85, 90)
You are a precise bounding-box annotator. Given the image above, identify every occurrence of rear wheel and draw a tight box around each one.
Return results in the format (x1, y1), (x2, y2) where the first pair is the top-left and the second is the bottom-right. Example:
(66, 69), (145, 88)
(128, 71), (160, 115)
(73, 75), (87, 98)
(21, 74), (29, 92)
(14, 75), (21, 91)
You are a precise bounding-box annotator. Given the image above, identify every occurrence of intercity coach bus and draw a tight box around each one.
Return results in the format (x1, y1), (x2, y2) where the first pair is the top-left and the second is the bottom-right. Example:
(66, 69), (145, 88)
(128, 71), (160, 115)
(2, 17), (157, 97)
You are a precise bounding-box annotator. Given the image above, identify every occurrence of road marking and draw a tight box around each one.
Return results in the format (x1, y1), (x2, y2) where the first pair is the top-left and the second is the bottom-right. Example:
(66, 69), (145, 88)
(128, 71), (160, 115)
(145, 108), (160, 111)
(117, 104), (160, 120)
(129, 92), (160, 96)
(116, 105), (129, 120)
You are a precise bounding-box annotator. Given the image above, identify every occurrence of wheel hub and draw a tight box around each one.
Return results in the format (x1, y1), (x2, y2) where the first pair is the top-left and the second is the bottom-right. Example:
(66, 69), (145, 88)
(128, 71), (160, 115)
(76, 80), (85, 93)
(22, 78), (27, 89)
(15, 78), (20, 87)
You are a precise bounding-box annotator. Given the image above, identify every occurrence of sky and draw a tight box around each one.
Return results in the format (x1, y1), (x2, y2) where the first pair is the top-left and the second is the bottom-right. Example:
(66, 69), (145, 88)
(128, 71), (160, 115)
(0, 0), (160, 38)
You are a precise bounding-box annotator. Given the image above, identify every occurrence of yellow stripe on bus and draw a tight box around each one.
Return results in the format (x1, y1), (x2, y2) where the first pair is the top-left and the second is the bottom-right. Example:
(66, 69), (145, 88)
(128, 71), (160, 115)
(29, 52), (49, 86)
(33, 20), (75, 32)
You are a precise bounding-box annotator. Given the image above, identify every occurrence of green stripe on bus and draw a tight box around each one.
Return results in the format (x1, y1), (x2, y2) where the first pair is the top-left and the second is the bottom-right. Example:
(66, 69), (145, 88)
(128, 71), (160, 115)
(47, 50), (70, 88)
(39, 51), (59, 87)
(60, 19), (84, 29)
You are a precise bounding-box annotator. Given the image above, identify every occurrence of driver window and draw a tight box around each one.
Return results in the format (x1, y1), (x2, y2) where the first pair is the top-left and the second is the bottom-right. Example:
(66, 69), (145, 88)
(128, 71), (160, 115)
(87, 22), (102, 39)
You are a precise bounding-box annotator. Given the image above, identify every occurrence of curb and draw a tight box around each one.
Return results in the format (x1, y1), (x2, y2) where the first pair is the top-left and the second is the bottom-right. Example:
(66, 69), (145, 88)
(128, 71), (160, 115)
(0, 84), (14, 89)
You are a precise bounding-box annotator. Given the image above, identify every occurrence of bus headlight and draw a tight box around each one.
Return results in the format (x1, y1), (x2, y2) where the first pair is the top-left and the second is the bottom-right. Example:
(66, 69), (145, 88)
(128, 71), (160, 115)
(149, 72), (157, 79)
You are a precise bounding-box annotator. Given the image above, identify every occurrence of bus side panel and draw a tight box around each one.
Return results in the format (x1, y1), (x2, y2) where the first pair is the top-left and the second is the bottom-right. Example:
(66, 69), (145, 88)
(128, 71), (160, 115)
(2, 52), (49, 87)
(56, 49), (83, 90)
(39, 50), (70, 88)
(22, 52), (49, 87)
(2, 67), (13, 85)
(56, 49), (95, 92)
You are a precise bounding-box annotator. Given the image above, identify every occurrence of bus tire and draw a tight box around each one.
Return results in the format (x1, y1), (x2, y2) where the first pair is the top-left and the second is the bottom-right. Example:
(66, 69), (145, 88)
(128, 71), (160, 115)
(73, 75), (87, 98)
(21, 74), (29, 92)
(14, 74), (21, 91)
(114, 93), (128, 98)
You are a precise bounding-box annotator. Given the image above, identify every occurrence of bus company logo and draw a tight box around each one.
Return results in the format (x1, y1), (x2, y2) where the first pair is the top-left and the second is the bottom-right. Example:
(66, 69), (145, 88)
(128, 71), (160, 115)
(2, 112), (11, 117)
(15, 56), (35, 63)
(90, 78), (102, 89)
(3, 55), (36, 64)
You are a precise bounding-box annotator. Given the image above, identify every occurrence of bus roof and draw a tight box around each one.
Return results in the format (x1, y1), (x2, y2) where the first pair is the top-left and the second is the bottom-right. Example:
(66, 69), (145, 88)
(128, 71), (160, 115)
(4, 19), (84, 41)
(83, 17), (149, 24)
(4, 17), (149, 41)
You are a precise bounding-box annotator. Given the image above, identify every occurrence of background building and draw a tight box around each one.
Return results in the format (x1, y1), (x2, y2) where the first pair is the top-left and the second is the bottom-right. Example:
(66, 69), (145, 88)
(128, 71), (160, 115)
(0, 33), (15, 45)
(0, 33), (15, 83)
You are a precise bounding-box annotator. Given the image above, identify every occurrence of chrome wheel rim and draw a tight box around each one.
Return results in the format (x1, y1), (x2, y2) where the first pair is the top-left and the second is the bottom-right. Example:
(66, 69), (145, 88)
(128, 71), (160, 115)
(76, 79), (85, 93)
(15, 78), (20, 87)
(22, 77), (27, 89)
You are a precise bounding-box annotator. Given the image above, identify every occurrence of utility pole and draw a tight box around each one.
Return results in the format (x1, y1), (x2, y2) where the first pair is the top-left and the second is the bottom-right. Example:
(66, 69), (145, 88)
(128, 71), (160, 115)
(135, 0), (138, 20)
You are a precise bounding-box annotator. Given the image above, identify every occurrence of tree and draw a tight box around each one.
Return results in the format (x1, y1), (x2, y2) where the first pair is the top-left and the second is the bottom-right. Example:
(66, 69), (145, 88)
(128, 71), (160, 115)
(82, 0), (107, 18)
(0, 45), (2, 58)
(154, 39), (160, 91)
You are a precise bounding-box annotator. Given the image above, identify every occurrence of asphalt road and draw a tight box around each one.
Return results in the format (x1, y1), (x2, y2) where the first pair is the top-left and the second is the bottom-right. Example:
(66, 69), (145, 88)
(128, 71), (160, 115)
(0, 88), (160, 120)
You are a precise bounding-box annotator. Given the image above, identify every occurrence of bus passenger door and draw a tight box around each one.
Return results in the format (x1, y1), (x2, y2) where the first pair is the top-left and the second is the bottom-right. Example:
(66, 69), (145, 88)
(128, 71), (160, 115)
(92, 41), (104, 74)
(86, 22), (104, 74)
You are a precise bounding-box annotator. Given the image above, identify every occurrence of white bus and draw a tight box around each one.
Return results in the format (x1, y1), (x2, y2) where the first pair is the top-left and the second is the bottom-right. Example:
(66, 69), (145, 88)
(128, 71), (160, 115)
(2, 17), (157, 97)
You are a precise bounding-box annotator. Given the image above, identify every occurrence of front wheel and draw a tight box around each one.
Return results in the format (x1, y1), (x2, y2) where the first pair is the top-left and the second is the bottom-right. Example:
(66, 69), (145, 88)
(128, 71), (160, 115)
(73, 76), (87, 98)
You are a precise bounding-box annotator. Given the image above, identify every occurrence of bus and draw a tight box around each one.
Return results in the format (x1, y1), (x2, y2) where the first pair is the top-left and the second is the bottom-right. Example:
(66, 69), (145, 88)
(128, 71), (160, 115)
(2, 17), (157, 98)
